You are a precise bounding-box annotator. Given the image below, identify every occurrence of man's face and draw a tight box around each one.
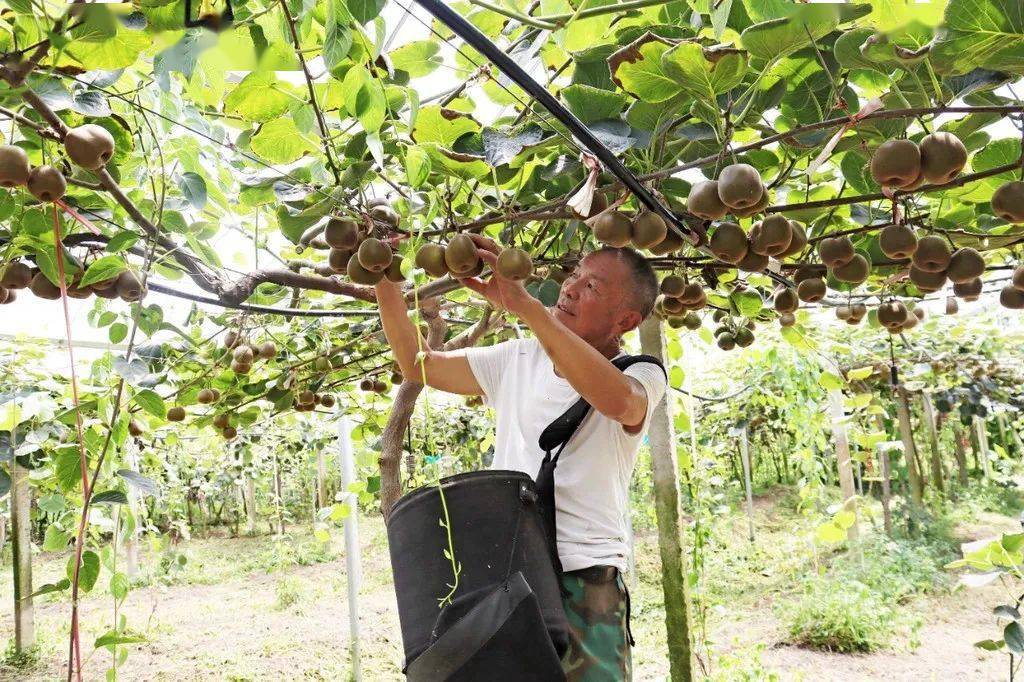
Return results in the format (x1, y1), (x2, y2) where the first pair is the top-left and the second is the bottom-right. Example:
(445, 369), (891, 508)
(552, 252), (639, 343)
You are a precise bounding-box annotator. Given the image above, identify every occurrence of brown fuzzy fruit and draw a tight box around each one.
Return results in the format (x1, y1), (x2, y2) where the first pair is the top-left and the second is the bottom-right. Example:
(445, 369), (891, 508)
(592, 211), (632, 247)
(945, 297), (959, 315)
(348, 253), (385, 285)
(328, 248), (352, 273)
(444, 234), (480, 275)
(320, 394), (336, 408)
(717, 164), (763, 209)
(359, 378), (373, 391)
(27, 165), (67, 202)
(384, 255), (405, 282)
(298, 389), (316, 406)
(231, 360), (251, 374)
(1013, 265), (1024, 291)
(650, 228), (684, 256)
(736, 249), (768, 272)
(0, 145), (30, 187)
(116, 270), (145, 302)
(660, 275), (686, 298)
(66, 279), (92, 299)
(415, 243), (448, 278)
(877, 301), (909, 330)
(953, 277), (983, 301)
(913, 306), (926, 321)
(832, 253), (869, 284)
(1, 261), (32, 289)
(992, 181), (1024, 223)
(750, 215), (792, 257)
(779, 221), (807, 258)
(1000, 285), (1024, 310)
(258, 341), (277, 360)
(879, 225), (918, 260)
(212, 413), (230, 429)
(730, 186), (770, 218)
(373, 380), (388, 394)
(901, 314), (919, 331)
(794, 264), (825, 283)
(709, 222), (748, 264)
(850, 303), (867, 320)
(128, 419), (144, 437)
(233, 345), (255, 364)
(64, 124), (115, 170)
(30, 272), (61, 299)
(797, 278), (826, 303)
(679, 283), (704, 305)
(496, 248), (533, 281)
(818, 236), (855, 268)
(870, 139), (921, 188)
(773, 287), (799, 313)
(946, 248), (985, 283)
(222, 426), (238, 440)
(661, 296), (685, 315)
(686, 181), (728, 220)
(778, 312), (796, 327)
(918, 132), (967, 185)
(909, 265), (947, 292)
(835, 305), (852, 321)
(911, 235), (952, 273)
(197, 388), (217, 404)
(357, 238), (393, 273)
(324, 217), (360, 249)
(631, 212), (667, 249)
(369, 205), (401, 229)
(167, 406), (186, 422)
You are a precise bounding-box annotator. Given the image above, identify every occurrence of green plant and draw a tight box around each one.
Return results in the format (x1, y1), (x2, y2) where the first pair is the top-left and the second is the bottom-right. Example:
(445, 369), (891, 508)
(784, 578), (894, 652)
(273, 575), (306, 611)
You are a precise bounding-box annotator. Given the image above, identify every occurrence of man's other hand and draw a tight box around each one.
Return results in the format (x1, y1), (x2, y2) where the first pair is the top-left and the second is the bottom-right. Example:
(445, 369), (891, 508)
(462, 234), (540, 318)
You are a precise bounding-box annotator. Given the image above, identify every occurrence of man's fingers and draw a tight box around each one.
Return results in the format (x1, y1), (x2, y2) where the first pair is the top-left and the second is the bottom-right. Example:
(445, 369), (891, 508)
(477, 249), (499, 267)
(468, 234), (500, 254)
(463, 277), (487, 296)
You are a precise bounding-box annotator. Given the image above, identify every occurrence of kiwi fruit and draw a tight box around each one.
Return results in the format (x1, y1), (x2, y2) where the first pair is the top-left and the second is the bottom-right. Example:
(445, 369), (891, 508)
(453, 258), (484, 280)
(679, 283), (704, 305)
(991, 181), (1024, 223)
(324, 217), (360, 249)
(1000, 285), (1024, 310)
(661, 296), (685, 315)
(660, 275), (686, 298)
(30, 272), (61, 300)
(650, 228), (684, 256)
(818, 236), (855, 268)
(391, 370), (403, 384)
(953, 277), (983, 300)
(258, 341), (277, 359)
(909, 265), (947, 292)
(357, 238), (393, 273)
(212, 413), (230, 429)
(712, 309), (728, 323)
(224, 331), (243, 349)
(716, 333), (736, 351)
(879, 225), (917, 260)
(773, 287), (799, 313)
(737, 249), (768, 272)
(222, 426), (238, 440)
(0, 261), (32, 289)
(911, 235), (951, 273)
(717, 164), (763, 209)
(445, 234), (481, 275)
(667, 316), (686, 329)
(385, 255), (405, 282)
(870, 139), (921, 188)
(314, 356), (331, 372)
(750, 215), (793, 257)
(850, 303), (867, 320)
(901, 314), (919, 331)
(945, 297), (959, 315)
(797, 278), (826, 302)
(913, 306), (926, 321)
(26, 165), (67, 202)
(682, 312), (702, 330)
(918, 132), (967, 185)
(328, 248), (351, 273)
(778, 312), (796, 327)
(1013, 265), (1024, 291)
(573, 192), (608, 219)
(877, 301), (908, 330)
(686, 181), (728, 220)
(709, 222), (748, 264)
(233, 345), (255, 364)
(299, 389), (316, 405)
(730, 186), (770, 218)
(946, 248), (985, 283)
(734, 327), (754, 348)
(197, 388), (217, 404)
(373, 380), (388, 394)
(128, 419), (144, 437)
(116, 270), (145, 302)
(631, 212), (667, 249)
(832, 253), (869, 284)
(0, 145), (30, 187)
(64, 124), (116, 170)
(496, 248), (533, 281)
(320, 394), (336, 408)
(415, 243), (449, 278)
(359, 378), (373, 392)
(592, 211), (632, 247)
(835, 305), (852, 321)
(66, 279), (92, 299)
(794, 264), (825, 283)
(369, 204), (401, 229)
(778, 221), (807, 259)
(167, 406), (186, 422)
(686, 290), (707, 311)
(900, 171), (927, 192)
(348, 253), (385, 285)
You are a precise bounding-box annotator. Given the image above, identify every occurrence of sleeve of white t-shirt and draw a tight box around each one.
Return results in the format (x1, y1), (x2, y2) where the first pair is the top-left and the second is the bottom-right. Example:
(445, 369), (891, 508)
(622, 360), (668, 438)
(459, 339), (523, 408)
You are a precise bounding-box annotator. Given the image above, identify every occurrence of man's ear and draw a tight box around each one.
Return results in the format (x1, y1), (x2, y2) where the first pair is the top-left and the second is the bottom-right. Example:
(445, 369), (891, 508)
(618, 309), (643, 334)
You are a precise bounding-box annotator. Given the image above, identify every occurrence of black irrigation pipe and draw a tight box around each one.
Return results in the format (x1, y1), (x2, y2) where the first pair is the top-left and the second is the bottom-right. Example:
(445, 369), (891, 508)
(146, 282), (377, 318)
(411, 0), (797, 291)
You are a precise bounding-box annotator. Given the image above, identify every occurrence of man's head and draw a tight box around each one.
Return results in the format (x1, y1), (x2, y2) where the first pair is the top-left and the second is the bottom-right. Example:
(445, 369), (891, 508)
(552, 246), (658, 350)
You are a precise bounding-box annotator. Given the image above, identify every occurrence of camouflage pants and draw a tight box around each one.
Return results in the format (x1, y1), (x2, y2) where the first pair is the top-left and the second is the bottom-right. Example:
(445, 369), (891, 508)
(560, 566), (632, 682)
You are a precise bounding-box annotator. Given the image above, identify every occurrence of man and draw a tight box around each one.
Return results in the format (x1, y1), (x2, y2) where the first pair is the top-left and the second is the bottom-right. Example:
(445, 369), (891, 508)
(375, 234), (667, 681)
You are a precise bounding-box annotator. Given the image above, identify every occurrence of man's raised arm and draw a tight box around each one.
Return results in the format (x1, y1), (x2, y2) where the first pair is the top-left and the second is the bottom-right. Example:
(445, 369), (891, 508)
(374, 278), (483, 395)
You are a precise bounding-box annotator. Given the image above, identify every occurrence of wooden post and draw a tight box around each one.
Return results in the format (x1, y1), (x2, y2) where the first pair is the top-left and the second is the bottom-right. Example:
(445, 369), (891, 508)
(10, 456), (34, 651)
(316, 449), (328, 510)
(876, 443), (895, 537)
(738, 426), (755, 542)
(974, 415), (991, 479)
(273, 455), (285, 534)
(123, 440), (141, 578)
(895, 386), (924, 504)
(337, 416), (363, 682)
(920, 393), (945, 497)
(829, 389), (859, 540)
(996, 412), (1013, 457)
(639, 318), (694, 682)
(245, 476), (257, 536)
(951, 422), (970, 486)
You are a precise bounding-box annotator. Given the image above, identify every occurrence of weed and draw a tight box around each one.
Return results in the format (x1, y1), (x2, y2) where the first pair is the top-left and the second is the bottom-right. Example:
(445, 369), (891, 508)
(273, 575), (306, 611)
(784, 578), (894, 652)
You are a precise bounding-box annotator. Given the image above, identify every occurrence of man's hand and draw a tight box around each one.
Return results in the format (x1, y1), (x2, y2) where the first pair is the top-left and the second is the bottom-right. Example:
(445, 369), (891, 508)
(461, 234), (540, 318)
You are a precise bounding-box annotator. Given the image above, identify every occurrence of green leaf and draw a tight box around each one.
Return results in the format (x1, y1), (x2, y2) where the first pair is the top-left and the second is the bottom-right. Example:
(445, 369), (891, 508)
(68, 550), (101, 593)
(324, 0), (354, 71)
(132, 389), (166, 419)
(975, 638), (1005, 651)
(250, 119), (318, 164)
(818, 371), (845, 391)
(109, 572), (130, 602)
(815, 521), (846, 544)
(412, 106), (479, 147)
(562, 84), (628, 125)
(995, 604), (1022, 621)
(846, 366), (874, 381)
(43, 524), (71, 552)
(932, 0), (1024, 75)
(404, 146), (431, 189)
(79, 255), (126, 288)
(343, 65), (387, 133)
(91, 490), (129, 505)
(346, 0), (385, 24)
(608, 33), (681, 104)
(225, 72), (296, 122)
(740, 5), (841, 61)
(108, 323), (128, 345)
(731, 289), (762, 317)
(95, 630), (146, 649)
(390, 40), (442, 78)
(1005, 622), (1024, 654)
(178, 172), (207, 210)
(1002, 533), (1024, 553)
(105, 232), (139, 253)
(834, 509), (856, 530)
(662, 43), (747, 104)
(29, 578), (70, 598)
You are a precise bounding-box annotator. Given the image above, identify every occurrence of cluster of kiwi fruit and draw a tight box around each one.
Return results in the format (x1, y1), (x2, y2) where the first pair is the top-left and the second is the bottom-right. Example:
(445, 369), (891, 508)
(325, 212), (404, 286)
(654, 274), (707, 327)
(415, 234), (481, 279)
(877, 224), (985, 295)
(711, 309), (756, 350)
(992, 181), (1024, 224)
(592, 210), (668, 250)
(0, 259), (145, 304)
(293, 389), (337, 412)
(686, 163), (769, 221)
(1000, 264), (1024, 310)
(708, 217), (807, 271)
(869, 132), (967, 190)
(223, 330), (277, 374)
(876, 300), (926, 334)
(359, 376), (390, 394)
(0, 144), (68, 202)
(833, 302), (868, 326)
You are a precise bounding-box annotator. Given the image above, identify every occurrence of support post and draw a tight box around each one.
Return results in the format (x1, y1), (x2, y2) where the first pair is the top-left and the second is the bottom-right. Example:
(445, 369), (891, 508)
(639, 318), (694, 682)
(738, 426), (755, 543)
(829, 389), (859, 540)
(895, 386), (924, 504)
(245, 476), (257, 536)
(316, 449), (328, 510)
(10, 456), (35, 651)
(876, 443), (895, 538)
(920, 393), (945, 497)
(123, 439), (142, 578)
(974, 415), (991, 479)
(951, 422), (970, 486)
(338, 416), (362, 682)
(273, 454), (285, 534)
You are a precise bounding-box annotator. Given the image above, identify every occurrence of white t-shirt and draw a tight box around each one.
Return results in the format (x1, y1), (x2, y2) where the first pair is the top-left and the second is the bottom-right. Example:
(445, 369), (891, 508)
(462, 337), (667, 572)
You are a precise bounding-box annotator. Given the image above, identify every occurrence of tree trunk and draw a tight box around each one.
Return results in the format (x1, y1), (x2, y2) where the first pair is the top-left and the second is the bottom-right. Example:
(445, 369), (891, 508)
(11, 457), (34, 652)
(895, 386), (925, 505)
(739, 426), (755, 542)
(273, 455), (285, 534)
(316, 449), (328, 510)
(877, 444), (893, 538)
(123, 440), (142, 578)
(639, 317), (695, 682)
(920, 392), (945, 497)
(950, 422), (970, 487)
(245, 477), (257, 536)
(974, 415), (991, 479)
(829, 389), (859, 540)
